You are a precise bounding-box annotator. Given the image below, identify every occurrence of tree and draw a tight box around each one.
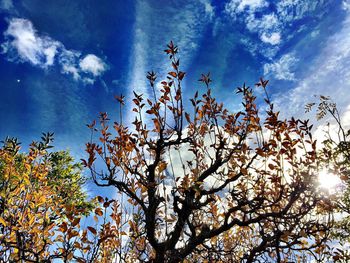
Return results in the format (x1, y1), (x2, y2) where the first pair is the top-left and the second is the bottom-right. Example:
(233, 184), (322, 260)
(306, 97), (350, 261)
(0, 134), (106, 262)
(84, 42), (334, 262)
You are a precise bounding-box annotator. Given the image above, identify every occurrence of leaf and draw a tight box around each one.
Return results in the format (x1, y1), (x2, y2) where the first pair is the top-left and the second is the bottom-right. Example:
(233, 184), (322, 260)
(178, 71), (186, 80)
(72, 218), (80, 227)
(97, 196), (104, 203)
(29, 215), (35, 226)
(240, 168), (247, 175)
(95, 208), (103, 216)
(87, 226), (97, 235)
(68, 230), (79, 239)
(172, 62), (178, 70)
(168, 71), (177, 78)
(74, 242), (82, 249)
(185, 112), (191, 123)
(154, 119), (161, 132)
(60, 222), (68, 233)
(114, 94), (125, 105)
(0, 217), (6, 227)
(305, 102), (315, 113)
(158, 162), (167, 173)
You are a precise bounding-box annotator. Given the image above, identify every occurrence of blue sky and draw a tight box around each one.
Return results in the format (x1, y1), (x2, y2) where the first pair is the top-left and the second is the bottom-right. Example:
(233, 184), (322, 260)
(0, 0), (349, 159)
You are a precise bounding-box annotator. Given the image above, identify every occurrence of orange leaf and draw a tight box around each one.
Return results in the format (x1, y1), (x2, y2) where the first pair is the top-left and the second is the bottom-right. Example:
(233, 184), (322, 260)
(97, 196), (104, 203)
(168, 72), (177, 78)
(95, 208), (103, 216)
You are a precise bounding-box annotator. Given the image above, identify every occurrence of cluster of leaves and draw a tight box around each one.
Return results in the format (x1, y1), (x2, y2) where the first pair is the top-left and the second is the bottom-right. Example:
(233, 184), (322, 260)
(83, 42), (336, 262)
(0, 135), (126, 262)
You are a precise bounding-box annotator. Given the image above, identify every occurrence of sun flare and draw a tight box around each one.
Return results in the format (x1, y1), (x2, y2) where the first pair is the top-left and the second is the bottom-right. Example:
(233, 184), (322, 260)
(318, 169), (342, 190)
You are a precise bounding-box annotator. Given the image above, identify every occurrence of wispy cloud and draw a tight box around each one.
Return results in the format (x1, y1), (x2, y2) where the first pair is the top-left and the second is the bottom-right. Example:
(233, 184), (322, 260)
(344, 0), (350, 11)
(263, 53), (298, 81)
(276, 0), (327, 23)
(126, 0), (213, 123)
(127, 1), (150, 97)
(224, 0), (331, 58)
(58, 49), (81, 80)
(225, 0), (268, 15)
(1, 18), (108, 84)
(273, 12), (350, 119)
(0, 0), (15, 13)
(199, 0), (215, 20)
(225, 0), (282, 49)
(246, 12), (279, 32)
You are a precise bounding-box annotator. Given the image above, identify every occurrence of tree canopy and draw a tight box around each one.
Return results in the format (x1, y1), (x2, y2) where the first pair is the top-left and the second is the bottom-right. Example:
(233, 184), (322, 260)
(83, 42), (338, 262)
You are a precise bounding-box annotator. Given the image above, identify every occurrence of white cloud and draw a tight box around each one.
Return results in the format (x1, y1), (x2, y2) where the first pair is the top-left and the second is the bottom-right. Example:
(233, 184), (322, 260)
(276, 0), (325, 23)
(1, 18), (107, 84)
(344, 0), (350, 11)
(226, 0), (331, 57)
(260, 32), (281, 45)
(225, 1), (282, 50)
(246, 12), (279, 32)
(238, 0), (267, 11)
(263, 53), (298, 80)
(79, 54), (107, 77)
(244, 13), (260, 32)
(2, 18), (60, 67)
(260, 13), (279, 29)
(244, 12), (282, 47)
(58, 49), (81, 80)
(225, 0), (268, 16)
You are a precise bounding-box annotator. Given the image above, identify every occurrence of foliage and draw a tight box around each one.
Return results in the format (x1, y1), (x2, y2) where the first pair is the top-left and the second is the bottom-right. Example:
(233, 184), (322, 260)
(0, 134), (93, 213)
(307, 96), (350, 261)
(0, 134), (120, 262)
(83, 42), (335, 262)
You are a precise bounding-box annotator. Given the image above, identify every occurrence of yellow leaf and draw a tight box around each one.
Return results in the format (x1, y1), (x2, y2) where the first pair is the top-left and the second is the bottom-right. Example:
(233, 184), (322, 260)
(0, 217), (6, 227)
(158, 162), (167, 173)
(29, 215), (35, 226)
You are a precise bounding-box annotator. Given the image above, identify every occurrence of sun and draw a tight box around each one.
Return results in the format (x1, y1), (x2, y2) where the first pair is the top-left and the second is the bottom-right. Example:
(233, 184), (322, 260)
(318, 169), (342, 190)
